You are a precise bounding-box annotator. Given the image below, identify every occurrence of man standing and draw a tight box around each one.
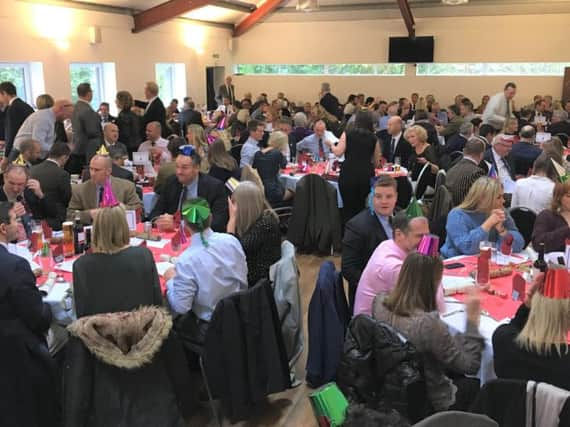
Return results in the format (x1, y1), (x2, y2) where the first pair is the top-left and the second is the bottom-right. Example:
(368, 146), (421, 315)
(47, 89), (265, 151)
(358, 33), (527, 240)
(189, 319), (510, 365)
(0, 201), (57, 427)
(216, 75), (235, 106)
(0, 81), (34, 166)
(72, 83), (103, 169)
(446, 138), (487, 206)
(342, 177), (398, 311)
(482, 82), (517, 131)
(136, 81), (167, 138)
(150, 147), (228, 232)
(67, 155), (141, 224)
(354, 214), (444, 315)
(381, 116), (412, 166)
(296, 120), (339, 159)
(240, 119), (264, 168)
(30, 142), (71, 230)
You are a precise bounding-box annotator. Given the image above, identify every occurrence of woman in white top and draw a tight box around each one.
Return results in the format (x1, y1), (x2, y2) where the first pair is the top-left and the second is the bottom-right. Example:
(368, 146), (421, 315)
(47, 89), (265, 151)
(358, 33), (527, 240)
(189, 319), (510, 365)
(511, 152), (557, 214)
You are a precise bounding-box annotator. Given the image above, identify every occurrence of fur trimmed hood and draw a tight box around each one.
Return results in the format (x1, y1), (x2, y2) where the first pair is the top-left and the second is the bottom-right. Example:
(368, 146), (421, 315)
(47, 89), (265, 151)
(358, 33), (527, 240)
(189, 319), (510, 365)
(67, 306), (172, 370)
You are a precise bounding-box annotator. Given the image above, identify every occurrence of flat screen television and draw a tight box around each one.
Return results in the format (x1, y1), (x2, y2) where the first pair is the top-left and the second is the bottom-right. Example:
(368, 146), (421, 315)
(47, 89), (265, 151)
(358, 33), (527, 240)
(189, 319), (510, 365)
(389, 36), (434, 63)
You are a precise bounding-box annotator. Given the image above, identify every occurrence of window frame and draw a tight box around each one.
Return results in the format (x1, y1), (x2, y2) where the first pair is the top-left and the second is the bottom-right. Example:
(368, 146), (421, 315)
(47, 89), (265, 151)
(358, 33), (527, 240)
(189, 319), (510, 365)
(234, 63), (406, 76)
(416, 62), (570, 77)
(155, 63), (187, 104)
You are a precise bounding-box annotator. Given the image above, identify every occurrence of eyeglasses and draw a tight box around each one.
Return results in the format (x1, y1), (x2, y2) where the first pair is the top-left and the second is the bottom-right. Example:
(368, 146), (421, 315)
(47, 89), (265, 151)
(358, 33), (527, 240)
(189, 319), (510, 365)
(178, 145), (196, 156)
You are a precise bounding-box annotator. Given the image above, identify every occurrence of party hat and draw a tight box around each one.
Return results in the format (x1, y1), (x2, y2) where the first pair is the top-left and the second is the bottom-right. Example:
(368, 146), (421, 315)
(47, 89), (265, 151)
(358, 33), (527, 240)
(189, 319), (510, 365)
(541, 267), (570, 300)
(551, 159), (569, 183)
(406, 197), (423, 219)
(100, 178), (119, 207)
(96, 144), (109, 156)
(417, 234), (439, 257)
(13, 153), (26, 166)
(225, 177), (240, 193)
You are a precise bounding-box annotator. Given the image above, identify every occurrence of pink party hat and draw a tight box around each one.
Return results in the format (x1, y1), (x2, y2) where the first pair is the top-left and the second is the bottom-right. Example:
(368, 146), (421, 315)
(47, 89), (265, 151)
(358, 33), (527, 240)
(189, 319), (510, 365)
(417, 234), (440, 257)
(100, 178), (119, 207)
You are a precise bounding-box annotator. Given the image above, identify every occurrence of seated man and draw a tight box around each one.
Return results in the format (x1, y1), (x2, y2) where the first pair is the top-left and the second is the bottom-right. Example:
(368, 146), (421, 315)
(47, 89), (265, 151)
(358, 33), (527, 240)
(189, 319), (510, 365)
(342, 176), (397, 312)
(296, 120), (338, 159)
(0, 164), (56, 238)
(511, 153), (555, 214)
(67, 155), (141, 224)
(0, 201), (57, 427)
(102, 122), (128, 153)
(137, 121), (171, 166)
(354, 214), (444, 316)
(446, 138), (487, 206)
(239, 119), (264, 168)
(154, 136), (185, 195)
(13, 139), (41, 168)
(30, 142), (71, 230)
(510, 125), (541, 177)
(150, 145), (228, 232)
(164, 198), (247, 346)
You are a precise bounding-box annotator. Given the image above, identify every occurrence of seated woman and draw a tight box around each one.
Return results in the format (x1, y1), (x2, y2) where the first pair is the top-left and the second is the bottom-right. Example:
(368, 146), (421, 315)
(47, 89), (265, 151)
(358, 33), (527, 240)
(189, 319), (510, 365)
(373, 252), (485, 412)
(227, 181), (281, 286)
(252, 131), (294, 206)
(441, 177), (524, 258)
(207, 138), (240, 183)
(492, 270), (570, 390)
(186, 124), (210, 173)
(72, 205), (163, 317)
(532, 179), (570, 252)
(405, 125), (439, 200)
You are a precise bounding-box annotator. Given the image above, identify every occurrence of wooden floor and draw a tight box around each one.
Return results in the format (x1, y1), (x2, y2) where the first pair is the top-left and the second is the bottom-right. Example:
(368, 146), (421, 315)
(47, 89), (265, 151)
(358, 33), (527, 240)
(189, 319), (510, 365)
(187, 253), (341, 427)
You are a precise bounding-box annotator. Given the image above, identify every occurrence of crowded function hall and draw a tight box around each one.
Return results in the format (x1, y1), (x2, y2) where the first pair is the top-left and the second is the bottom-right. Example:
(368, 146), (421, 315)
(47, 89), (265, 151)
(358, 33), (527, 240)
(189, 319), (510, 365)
(2, 0), (570, 426)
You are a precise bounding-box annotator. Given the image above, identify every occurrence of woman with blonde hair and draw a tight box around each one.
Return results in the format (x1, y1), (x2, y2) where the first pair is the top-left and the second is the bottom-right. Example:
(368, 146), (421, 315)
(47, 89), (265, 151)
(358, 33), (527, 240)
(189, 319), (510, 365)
(227, 181), (281, 286)
(441, 177), (524, 258)
(72, 206), (162, 317)
(207, 138), (239, 183)
(374, 253), (484, 411)
(252, 130), (293, 206)
(186, 124), (209, 173)
(531, 179), (570, 252)
(404, 124), (440, 199)
(493, 269), (570, 390)
(36, 94), (54, 109)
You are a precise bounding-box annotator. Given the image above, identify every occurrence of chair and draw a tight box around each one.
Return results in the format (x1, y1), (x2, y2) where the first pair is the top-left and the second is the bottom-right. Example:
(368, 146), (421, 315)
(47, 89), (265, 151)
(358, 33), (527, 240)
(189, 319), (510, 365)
(273, 205), (293, 235)
(396, 176), (413, 209)
(413, 411), (498, 427)
(509, 206), (536, 248)
(450, 150), (464, 163)
(435, 169), (446, 191)
(429, 185), (453, 249)
(229, 144), (243, 165)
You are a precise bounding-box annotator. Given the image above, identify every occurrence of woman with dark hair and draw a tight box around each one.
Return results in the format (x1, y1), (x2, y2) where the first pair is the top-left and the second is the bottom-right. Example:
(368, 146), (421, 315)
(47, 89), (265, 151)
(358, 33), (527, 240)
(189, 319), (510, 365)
(208, 138), (240, 183)
(532, 179), (570, 252)
(115, 90), (141, 155)
(373, 253), (485, 412)
(328, 110), (380, 223)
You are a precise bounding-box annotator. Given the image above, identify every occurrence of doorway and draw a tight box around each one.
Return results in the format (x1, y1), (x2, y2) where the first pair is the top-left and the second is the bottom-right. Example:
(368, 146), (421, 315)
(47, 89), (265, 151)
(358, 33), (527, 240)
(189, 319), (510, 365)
(206, 66), (225, 110)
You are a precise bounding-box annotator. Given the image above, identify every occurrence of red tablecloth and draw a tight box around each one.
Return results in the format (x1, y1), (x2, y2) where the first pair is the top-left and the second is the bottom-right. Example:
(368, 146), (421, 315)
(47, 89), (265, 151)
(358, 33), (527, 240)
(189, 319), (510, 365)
(282, 162), (408, 179)
(444, 256), (528, 321)
(36, 224), (190, 295)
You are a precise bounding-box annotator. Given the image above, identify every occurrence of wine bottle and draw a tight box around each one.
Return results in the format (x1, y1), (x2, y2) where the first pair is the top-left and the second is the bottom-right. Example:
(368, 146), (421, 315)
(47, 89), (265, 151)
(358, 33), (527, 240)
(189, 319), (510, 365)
(73, 211), (85, 255)
(533, 242), (547, 273)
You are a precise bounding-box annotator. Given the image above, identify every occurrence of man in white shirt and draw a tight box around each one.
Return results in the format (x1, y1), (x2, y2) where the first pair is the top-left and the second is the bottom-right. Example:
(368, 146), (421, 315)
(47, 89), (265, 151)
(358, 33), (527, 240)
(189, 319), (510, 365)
(137, 121), (171, 165)
(482, 82), (517, 131)
(511, 153), (555, 214)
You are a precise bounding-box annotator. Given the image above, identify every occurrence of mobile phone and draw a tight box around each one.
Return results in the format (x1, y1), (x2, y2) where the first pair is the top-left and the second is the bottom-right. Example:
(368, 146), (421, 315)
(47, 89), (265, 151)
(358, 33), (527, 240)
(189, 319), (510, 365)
(445, 262), (465, 270)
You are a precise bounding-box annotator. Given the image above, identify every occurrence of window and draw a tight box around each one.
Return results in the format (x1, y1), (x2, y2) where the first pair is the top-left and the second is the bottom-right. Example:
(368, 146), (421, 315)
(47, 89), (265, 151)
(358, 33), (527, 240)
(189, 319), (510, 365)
(416, 63), (570, 76)
(155, 63), (187, 103)
(234, 63), (406, 76)
(0, 62), (44, 106)
(69, 62), (117, 111)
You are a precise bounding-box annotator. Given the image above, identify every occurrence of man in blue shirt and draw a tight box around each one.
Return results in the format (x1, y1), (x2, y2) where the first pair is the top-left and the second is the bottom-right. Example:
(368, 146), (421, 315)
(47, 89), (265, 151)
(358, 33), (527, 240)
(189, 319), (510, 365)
(296, 120), (338, 159)
(240, 119), (264, 168)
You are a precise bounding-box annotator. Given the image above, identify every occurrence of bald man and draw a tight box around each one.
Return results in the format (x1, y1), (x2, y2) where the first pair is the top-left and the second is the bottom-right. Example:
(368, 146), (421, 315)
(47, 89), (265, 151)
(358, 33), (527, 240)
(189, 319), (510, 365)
(103, 122), (128, 154)
(13, 99), (74, 158)
(381, 116), (412, 166)
(67, 155), (141, 224)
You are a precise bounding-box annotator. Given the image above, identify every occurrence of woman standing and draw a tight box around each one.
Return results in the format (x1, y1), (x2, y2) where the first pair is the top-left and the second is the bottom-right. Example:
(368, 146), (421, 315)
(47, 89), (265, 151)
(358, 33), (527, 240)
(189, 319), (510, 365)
(115, 91), (141, 155)
(72, 206), (162, 317)
(328, 110), (379, 224)
(227, 181), (281, 286)
(252, 131), (293, 206)
(405, 125), (440, 200)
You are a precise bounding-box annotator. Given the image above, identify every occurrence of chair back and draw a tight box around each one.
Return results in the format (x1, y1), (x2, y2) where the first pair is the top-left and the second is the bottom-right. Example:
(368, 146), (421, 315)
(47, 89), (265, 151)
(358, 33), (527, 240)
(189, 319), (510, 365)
(435, 169), (446, 191)
(413, 411), (498, 427)
(230, 144), (243, 165)
(509, 206), (536, 248)
(396, 176), (413, 209)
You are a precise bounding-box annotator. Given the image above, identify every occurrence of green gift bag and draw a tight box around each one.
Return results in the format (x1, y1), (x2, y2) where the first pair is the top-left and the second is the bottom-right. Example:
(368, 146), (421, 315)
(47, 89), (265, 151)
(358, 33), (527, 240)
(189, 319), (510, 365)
(308, 382), (348, 427)
(406, 197), (423, 218)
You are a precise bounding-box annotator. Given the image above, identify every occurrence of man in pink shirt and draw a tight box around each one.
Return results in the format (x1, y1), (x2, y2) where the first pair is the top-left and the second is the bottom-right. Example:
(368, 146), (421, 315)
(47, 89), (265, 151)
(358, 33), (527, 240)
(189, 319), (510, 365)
(354, 214), (445, 316)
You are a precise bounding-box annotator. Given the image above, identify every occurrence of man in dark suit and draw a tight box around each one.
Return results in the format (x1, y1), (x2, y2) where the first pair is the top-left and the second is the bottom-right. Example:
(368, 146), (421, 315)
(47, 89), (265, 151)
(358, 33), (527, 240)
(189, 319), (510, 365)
(179, 101), (204, 136)
(548, 110), (570, 137)
(484, 134), (516, 205)
(0, 201), (57, 427)
(29, 142), (71, 230)
(0, 81), (34, 167)
(380, 116), (412, 166)
(150, 147), (228, 232)
(444, 121), (474, 154)
(82, 145), (134, 183)
(216, 75), (235, 105)
(71, 83), (103, 172)
(510, 125), (541, 177)
(446, 138), (487, 206)
(97, 102), (116, 125)
(529, 98), (552, 125)
(342, 176), (397, 312)
(135, 81), (167, 139)
(319, 82), (342, 120)
(0, 165), (56, 238)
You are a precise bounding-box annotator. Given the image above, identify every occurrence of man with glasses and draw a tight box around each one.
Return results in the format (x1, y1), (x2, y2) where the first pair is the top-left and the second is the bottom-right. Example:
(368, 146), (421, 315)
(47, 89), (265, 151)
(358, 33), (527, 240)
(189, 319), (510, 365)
(150, 145), (228, 232)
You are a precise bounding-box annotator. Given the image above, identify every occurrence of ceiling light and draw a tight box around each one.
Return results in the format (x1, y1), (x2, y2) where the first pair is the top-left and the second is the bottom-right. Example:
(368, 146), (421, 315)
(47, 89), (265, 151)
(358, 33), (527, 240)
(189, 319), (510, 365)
(442, 0), (469, 5)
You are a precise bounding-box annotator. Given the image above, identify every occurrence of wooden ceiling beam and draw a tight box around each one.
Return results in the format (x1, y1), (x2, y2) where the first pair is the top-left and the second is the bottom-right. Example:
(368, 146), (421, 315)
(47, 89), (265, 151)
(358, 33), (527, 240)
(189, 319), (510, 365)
(233, 0), (284, 37)
(132, 0), (213, 33)
(396, 0), (415, 38)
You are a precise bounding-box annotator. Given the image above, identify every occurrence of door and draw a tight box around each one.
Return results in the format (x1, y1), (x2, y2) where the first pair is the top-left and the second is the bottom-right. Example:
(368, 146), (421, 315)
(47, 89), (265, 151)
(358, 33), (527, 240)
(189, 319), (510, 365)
(206, 66), (225, 110)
